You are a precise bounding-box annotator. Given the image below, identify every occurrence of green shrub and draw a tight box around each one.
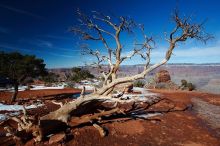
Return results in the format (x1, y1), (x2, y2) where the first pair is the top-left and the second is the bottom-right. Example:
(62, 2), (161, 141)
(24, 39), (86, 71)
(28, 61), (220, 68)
(112, 90), (118, 94)
(69, 67), (94, 82)
(42, 72), (59, 83)
(187, 82), (195, 91)
(133, 80), (145, 87)
(181, 79), (187, 87)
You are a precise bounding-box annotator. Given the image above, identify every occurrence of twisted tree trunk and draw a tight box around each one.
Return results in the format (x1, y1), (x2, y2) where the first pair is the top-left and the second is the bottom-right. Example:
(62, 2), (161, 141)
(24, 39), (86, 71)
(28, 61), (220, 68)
(4, 9), (212, 143)
(11, 81), (18, 103)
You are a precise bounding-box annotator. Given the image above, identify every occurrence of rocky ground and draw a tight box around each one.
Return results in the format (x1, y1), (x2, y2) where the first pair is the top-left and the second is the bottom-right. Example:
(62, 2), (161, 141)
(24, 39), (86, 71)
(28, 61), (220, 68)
(0, 89), (220, 146)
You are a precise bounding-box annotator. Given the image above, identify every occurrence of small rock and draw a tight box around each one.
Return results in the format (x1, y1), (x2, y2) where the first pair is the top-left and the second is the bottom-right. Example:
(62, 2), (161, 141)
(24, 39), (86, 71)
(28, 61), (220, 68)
(49, 132), (66, 144)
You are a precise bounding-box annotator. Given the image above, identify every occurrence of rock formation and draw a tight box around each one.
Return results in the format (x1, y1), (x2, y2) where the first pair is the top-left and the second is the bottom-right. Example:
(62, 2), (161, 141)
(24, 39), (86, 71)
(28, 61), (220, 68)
(146, 70), (178, 90)
(155, 70), (171, 83)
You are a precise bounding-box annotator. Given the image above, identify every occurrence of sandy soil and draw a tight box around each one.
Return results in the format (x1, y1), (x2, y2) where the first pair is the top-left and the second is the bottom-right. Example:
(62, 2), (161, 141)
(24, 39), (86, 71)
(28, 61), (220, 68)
(0, 89), (220, 146)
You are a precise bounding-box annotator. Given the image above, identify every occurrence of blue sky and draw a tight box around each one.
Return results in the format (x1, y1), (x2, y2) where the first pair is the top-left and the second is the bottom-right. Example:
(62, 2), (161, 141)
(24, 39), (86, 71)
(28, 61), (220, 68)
(0, 0), (220, 68)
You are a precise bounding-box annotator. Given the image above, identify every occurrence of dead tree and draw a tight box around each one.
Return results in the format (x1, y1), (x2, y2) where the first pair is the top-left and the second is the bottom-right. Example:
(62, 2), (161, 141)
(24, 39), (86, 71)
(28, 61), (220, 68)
(5, 9), (212, 142)
(71, 9), (212, 95)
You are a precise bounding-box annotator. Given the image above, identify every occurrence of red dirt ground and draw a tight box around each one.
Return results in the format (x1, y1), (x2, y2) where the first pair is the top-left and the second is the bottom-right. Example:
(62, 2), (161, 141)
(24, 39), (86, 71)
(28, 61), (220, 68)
(0, 88), (81, 103)
(0, 89), (220, 146)
(151, 89), (220, 106)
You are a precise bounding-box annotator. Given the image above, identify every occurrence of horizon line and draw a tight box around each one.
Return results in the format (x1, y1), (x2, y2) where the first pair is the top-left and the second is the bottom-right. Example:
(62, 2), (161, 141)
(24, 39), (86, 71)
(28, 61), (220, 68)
(47, 63), (220, 69)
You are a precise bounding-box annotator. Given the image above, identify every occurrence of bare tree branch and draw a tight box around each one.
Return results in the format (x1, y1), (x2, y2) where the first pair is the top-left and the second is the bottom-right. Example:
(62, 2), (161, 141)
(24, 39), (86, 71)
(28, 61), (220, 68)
(71, 9), (212, 96)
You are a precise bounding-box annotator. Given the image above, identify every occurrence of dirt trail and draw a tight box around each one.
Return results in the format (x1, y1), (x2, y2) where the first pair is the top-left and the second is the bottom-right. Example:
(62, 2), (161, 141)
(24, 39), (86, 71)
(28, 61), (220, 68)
(192, 97), (220, 136)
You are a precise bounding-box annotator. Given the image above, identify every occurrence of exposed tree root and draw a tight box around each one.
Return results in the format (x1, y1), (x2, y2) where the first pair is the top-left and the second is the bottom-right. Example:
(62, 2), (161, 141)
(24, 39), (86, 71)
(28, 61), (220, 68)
(3, 94), (191, 145)
(69, 108), (120, 127)
(92, 122), (107, 137)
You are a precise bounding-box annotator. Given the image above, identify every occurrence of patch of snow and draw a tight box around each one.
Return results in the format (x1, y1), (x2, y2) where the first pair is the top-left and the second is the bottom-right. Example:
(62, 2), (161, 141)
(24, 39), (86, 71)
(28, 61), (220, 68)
(0, 103), (44, 112)
(132, 113), (162, 118)
(1, 85), (65, 92)
(0, 102), (44, 121)
(108, 88), (160, 104)
(133, 87), (153, 94)
(112, 88), (159, 102)
(77, 85), (94, 90)
(133, 87), (145, 91)
(30, 85), (64, 90)
(0, 112), (20, 121)
(19, 86), (28, 91)
(0, 88), (6, 91)
(0, 104), (23, 111)
(0, 114), (7, 121)
(122, 94), (159, 103)
(122, 93), (157, 98)
(25, 103), (44, 109)
(2, 86), (28, 92)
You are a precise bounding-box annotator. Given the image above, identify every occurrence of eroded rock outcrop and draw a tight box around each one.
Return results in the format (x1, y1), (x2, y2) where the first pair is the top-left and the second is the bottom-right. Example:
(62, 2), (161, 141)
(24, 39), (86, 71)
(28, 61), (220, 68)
(155, 70), (171, 83)
(146, 70), (178, 90)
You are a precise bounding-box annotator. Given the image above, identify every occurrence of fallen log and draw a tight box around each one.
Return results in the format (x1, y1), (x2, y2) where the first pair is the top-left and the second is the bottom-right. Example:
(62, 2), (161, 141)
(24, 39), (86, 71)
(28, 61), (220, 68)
(4, 94), (165, 143)
(69, 108), (120, 127)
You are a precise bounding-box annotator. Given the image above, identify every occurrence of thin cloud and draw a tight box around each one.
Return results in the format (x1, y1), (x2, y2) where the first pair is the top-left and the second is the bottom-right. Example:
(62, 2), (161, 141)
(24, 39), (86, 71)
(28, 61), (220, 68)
(52, 47), (81, 52)
(18, 38), (81, 53)
(37, 40), (53, 48)
(174, 46), (220, 57)
(49, 52), (75, 58)
(0, 4), (44, 19)
(151, 45), (220, 58)
(119, 42), (220, 64)
(19, 39), (53, 48)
